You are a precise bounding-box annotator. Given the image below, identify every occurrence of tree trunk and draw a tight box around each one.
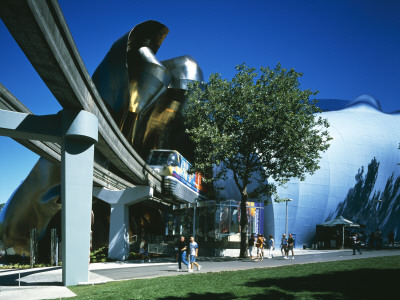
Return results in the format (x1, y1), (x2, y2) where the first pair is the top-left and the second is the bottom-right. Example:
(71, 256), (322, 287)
(239, 191), (248, 258)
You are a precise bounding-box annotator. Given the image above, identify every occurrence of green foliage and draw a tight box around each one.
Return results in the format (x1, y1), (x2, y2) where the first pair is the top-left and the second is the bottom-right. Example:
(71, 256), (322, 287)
(0, 263), (52, 269)
(128, 252), (141, 260)
(185, 63), (331, 200)
(90, 247), (108, 263)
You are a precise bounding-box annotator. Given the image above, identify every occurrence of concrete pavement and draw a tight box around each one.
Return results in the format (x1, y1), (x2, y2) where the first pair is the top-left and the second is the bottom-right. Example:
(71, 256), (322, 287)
(1, 248), (399, 299)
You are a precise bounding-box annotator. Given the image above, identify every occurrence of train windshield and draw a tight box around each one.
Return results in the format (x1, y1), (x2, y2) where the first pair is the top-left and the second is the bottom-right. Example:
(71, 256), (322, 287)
(147, 151), (179, 167)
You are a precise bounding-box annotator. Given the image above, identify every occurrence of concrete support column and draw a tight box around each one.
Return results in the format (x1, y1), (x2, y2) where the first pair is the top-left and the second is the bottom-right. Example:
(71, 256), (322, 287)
(61, 110), (98, 286)
(0, 108), (98, 286)
(108, 204), (130, 260)
(93, 186), (153, 261)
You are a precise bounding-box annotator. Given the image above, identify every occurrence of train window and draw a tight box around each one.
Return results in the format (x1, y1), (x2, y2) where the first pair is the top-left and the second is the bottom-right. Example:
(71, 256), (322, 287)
(147, 151), (179, 167)
(166, 152), (179, 167)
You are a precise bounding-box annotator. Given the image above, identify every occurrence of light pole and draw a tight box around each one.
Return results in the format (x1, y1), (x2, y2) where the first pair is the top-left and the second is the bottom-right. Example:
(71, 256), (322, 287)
(285, 198), (293, 237)
(193, 198), (197, 239)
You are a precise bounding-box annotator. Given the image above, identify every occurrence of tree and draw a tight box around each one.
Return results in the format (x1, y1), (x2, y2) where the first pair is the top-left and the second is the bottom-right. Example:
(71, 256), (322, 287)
(184, 63), (331, 258)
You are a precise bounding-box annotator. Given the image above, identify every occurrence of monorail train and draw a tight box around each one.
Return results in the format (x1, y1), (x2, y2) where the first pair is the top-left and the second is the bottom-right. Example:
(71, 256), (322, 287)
(146, 150), (204, 201)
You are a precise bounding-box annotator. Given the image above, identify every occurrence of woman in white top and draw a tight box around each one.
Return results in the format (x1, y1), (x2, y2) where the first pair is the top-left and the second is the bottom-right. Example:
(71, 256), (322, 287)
(267, 235), (275, 259)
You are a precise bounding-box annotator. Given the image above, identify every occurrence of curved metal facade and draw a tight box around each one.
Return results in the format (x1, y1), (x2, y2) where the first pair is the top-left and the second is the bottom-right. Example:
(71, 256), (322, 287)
(1, 20), (204, 255)
(92, 20), (203, 160)
(266, 95), (400, 247)
(214, 95), (400, 247)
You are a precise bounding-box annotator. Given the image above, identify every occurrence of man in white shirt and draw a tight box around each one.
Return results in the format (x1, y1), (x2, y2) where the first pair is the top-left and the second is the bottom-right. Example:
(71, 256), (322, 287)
(189, 236), (201, 272)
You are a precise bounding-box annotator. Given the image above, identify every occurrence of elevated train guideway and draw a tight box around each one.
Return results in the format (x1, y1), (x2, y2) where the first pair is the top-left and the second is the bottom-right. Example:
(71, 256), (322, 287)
(0, 83), (134, 191)
(0, 83), (201, 205)
(0, 0), (204, 283)
(0, 0), (162, 194)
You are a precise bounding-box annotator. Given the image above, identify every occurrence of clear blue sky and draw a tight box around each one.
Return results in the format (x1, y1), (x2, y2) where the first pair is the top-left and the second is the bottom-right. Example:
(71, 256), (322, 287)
(1, 0), (399, 203)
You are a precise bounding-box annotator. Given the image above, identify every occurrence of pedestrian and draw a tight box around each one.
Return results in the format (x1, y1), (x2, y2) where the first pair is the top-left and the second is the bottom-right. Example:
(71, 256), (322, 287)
(281, 234), (288, 258)
(139, 238), (151, 263)
(189, 236), (201, 272)
(368, 232), (375, 249)
(174, 237), (179, 262)
(376, 229), (382, 249)
(267, 235), (275, 259)
(287, 233), (295, 259)
(352, 233), (362, 255)
(388, 230), (395, 247)
(256, 234), (264, 261)
(248, 233), (255, 259)
(176, 236), (189, 271)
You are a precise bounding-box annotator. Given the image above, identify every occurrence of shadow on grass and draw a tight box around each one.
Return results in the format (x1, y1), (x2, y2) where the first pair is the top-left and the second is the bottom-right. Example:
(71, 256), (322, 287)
(159, 292), (236, 300)
(156, 268), (399, 299)
(158, 290), (293, 300)
(245, 268), (400, 299)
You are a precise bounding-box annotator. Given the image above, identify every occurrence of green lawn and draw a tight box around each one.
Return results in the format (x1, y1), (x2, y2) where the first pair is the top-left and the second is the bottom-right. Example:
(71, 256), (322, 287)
(68, 256), (400, 299)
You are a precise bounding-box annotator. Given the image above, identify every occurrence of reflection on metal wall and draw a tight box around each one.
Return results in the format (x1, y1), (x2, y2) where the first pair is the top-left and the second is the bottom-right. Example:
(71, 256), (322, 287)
(0, 158), (61, 255)
(214, 95), (400, 248)
(92, 20), (203, 159)
(267, 95), (400, 247)
(1, 20), (203, 256)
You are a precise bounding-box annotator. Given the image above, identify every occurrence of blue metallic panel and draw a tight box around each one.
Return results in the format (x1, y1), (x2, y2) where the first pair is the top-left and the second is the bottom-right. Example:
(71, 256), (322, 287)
(267, 95), (400, 247)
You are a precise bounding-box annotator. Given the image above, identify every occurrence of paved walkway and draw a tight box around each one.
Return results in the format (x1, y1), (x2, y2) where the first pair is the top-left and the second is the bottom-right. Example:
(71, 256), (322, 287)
(1, 248), (399, 299)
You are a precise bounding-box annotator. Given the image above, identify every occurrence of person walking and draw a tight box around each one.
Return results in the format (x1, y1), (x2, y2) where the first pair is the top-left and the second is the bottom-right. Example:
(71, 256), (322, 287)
(248, 233), (255, 259)
(256, 234), (264, 261)
(287, 233), (295, 259)
(267, 235), (275, 259)
(376, 229), (382, 249)
(388, 230), (395, 247)
(176, 236), (189, 271)
(352, 233), (362, 255)
(189, 236), (201, 272)
(281, 234), (288, 259)
(139, 238), (151, 263)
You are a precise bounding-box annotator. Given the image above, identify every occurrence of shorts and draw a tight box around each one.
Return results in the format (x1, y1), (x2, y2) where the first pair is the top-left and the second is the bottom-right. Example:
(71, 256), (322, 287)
(287, 245), (293, 251)
(190, 255), (197, 263)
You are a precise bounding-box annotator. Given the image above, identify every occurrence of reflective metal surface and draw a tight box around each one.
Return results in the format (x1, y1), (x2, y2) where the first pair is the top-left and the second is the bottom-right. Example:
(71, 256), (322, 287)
(215, 95), (400, 248)
(0, 158), (61, 254)
(92, 21), (203, 158)
(135, 56), (203, 159)
(1, 19), (203, 256)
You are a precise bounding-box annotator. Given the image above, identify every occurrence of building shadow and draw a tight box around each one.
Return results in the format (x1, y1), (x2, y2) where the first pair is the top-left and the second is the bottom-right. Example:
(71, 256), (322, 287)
(0, 266), (62, 286)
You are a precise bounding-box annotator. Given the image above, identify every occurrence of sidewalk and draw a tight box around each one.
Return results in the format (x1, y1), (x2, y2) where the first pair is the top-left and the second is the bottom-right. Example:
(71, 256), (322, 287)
(1, 248), (399, 299)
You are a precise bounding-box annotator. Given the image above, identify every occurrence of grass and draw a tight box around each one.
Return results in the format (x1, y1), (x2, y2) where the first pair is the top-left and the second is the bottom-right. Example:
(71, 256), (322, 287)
(68, 255), (400, 299)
